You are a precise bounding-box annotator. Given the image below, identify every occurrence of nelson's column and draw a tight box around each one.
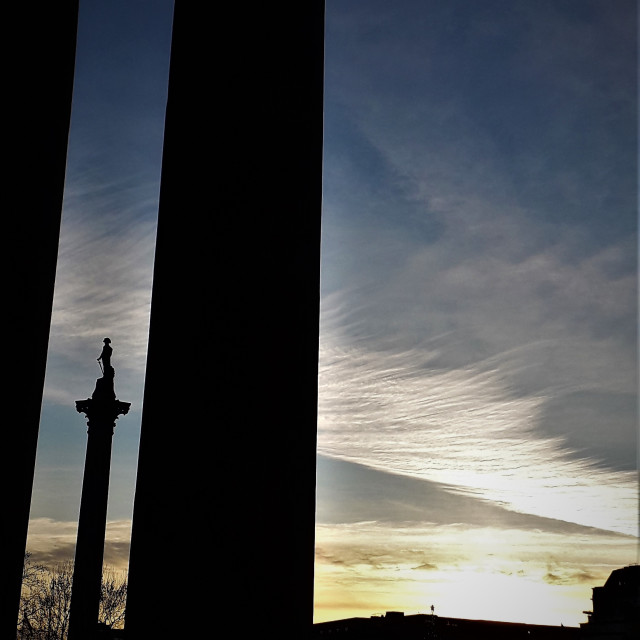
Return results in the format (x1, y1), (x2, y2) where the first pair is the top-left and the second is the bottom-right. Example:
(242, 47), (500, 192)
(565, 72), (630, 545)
(67, 338), (130, 640)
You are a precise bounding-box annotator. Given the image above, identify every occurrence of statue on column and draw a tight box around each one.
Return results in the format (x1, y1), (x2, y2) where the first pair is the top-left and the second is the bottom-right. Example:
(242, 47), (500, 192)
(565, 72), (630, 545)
(97, 338), (113, 376)
(76, 337), (130, 427)
(92, 338), (116, 401)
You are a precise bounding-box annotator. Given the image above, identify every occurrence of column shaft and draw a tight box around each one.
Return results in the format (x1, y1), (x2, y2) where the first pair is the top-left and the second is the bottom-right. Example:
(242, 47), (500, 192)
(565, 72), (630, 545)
(68, 421), (115, 640)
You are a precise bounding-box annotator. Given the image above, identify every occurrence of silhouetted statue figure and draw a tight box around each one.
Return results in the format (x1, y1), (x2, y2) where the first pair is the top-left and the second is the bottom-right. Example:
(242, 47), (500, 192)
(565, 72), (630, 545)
(92, 338), (115, 401)
(78, 337), (128, 415)
(97, 337), (112, 371)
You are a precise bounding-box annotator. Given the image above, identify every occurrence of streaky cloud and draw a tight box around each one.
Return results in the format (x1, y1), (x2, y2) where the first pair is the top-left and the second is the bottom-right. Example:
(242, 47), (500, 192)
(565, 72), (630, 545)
(318, 310), (637, 535)
(26, 518), (131, 572)
(316, 455), (633, 537)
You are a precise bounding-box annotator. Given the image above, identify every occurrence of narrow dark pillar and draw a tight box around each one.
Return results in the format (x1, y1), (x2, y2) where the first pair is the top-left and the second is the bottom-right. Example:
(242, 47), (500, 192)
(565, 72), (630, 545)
(68, 341), (130, 640)
(4, 4), (78, 637)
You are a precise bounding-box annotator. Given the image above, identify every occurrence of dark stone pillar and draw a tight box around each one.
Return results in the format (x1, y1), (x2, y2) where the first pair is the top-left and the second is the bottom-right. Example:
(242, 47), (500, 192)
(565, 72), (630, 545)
(68, 367), (130, 640)
(4, 3), (78, 637)
(125, 2), (324, 638)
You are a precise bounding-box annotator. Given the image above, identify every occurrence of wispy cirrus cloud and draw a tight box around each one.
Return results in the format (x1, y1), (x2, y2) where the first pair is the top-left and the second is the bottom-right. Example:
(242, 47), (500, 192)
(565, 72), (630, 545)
(42, 171), (160, 407)
(317, 1), (637, 588)
(318, 309), (636, 535)
(316, 0), (637, 626)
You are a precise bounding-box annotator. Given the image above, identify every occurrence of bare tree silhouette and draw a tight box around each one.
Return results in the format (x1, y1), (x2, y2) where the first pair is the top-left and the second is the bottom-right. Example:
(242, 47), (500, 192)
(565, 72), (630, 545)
(17, 554), (127, 639)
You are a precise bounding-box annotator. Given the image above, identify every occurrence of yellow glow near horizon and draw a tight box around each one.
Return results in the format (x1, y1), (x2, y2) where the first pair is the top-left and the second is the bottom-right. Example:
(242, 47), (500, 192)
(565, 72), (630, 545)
(315, 561), (593, 627)
(25, 518), (131, 573)
(314, 521), (638, 627)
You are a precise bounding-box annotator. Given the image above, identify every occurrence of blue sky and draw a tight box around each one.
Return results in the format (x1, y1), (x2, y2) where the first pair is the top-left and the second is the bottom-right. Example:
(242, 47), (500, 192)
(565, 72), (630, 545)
(315, 0), (637, 626)
(27, 0), (173, 553)
(26, 0), (637, 628)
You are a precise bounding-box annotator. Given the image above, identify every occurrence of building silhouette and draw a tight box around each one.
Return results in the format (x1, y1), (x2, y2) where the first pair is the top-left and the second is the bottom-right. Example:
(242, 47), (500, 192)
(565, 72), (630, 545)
(313, 567), (640, 640)
(580, 565), (640, 640)
(313, 611), (580, 640)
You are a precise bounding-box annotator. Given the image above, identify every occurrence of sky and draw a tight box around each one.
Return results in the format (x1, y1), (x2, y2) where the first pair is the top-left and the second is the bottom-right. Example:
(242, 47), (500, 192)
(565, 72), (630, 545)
(314, 0), (638, 628)
(26, 0), (173, 565)
(26, 0), (637, 630)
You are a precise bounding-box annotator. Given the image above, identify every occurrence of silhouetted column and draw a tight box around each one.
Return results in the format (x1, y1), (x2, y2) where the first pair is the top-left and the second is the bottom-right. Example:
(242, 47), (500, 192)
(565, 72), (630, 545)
(68, 347), (130, 640)
(125, 2), (324, 638)
(4, 3), (78, 637)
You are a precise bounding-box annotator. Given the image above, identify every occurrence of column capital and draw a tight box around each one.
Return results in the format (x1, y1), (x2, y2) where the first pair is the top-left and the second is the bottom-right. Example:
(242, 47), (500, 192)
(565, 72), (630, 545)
(76, 398), (131, 434)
